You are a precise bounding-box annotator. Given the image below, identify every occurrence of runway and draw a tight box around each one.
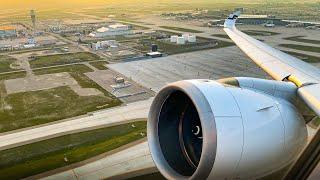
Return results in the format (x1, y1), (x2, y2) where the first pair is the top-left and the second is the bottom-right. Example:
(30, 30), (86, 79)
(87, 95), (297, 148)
(42, 141), (154, 180)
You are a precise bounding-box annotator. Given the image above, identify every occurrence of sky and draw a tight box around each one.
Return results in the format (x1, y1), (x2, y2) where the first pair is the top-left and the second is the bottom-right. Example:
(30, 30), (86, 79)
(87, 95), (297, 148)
(0, 0), (317, 11)
(0, 0), (108, 10)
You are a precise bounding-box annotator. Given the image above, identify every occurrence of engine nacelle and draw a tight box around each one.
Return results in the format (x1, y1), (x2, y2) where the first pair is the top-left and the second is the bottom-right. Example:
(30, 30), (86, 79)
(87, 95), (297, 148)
(148, 78), (307, 179)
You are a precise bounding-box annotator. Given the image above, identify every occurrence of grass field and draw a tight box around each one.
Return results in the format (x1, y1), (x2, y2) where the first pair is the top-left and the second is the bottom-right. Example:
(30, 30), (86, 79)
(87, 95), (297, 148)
(0, 64), (121, 132)
(0, 121), (147, 179)
(242, 30), (280, 36)
(0, 71), (26, 81)
(0, 55), (21, 73)
(310, 117), (320, 127)
(35, 64), (117, 97)
(0, 85), (120, 133)
(283, 36), (320, 45)
(121, 22), (150, 30)
(279, 44), (320, 53)
(30, 52), (102, 68)
(128, 172), (165, 180)
(282, 51), (320, 63)
(89, 61), (108, 70)
(33, 64), (93, 75)
(211, 34), (231, 39)
(158, 26), (203, 33)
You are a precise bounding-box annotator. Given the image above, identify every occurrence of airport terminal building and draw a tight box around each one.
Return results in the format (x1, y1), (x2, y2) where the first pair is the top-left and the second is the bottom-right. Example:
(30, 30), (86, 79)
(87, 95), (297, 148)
(211, 14), (287, 26)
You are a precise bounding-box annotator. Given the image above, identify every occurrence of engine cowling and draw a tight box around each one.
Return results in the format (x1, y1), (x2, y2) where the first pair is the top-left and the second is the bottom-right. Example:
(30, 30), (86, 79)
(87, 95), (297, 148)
(148, 78), (307, 179)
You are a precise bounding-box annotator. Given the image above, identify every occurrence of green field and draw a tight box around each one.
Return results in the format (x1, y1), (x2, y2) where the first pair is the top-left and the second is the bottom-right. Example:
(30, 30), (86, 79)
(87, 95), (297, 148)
(89, 61), (108, 70)
(0, 55), (21, 73)
(35, 64), (116, 97)
(0, 121), (147, 179)
(0, 64), (121, 132)
(33, 64), (92, 75)
(0, 71), (26, 81)
(158, 26), (203, 33)
(311, 117), (320, 127)
(2, 1), (320, 23)
(128, 172), (165, 180)
(0, 85), (119, 133)
(30, 52), (102, 68)
(282, 51), (320, 63)
(211, 34), (231, 39)
(283, 36), (320, 45)
(242, 30), (280, 36)
(121, 22), (151, 30)
(35, 64), (119, 97)
(77, 1), (320, 22)
(279, 44), (320, 53)
(7, 47), (53, 54)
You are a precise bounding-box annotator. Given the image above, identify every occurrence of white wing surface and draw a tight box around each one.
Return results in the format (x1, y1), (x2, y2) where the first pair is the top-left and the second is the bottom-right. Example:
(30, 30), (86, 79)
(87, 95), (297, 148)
(224, 13), (320, 115)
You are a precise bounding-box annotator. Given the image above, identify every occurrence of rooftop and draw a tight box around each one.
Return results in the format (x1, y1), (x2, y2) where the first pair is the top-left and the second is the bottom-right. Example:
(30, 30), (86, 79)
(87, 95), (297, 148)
(97, 27), (109, 33)
(146, 51), (162, 55)
(239, 14), (269, 19)
(109, 24), (128, 29)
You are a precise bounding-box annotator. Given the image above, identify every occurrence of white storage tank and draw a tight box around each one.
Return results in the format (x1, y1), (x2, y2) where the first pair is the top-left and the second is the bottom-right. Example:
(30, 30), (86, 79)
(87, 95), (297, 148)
(176, 37), (186, 45)
(170, 35), (178, 43)
(95, 41), (101, 50)
(188, 35), (196, 43)
(182, 33), (189, 40)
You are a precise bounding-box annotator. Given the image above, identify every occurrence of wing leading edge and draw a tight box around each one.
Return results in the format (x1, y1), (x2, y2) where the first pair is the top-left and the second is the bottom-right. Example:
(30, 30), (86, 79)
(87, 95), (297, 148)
(223, 12), (320, 116)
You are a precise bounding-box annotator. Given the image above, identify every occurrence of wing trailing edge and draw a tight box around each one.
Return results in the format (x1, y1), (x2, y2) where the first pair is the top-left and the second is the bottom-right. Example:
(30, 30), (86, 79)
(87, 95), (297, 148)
(223, 12), (320, 116)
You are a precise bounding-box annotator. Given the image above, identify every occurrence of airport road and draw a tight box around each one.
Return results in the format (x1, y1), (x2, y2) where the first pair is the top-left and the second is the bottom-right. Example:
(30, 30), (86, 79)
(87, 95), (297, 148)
(0, 60), (107, 76)
(42, 141), (155, 180)
(0, 98), (152, 151)
(46, 32), (92, 52)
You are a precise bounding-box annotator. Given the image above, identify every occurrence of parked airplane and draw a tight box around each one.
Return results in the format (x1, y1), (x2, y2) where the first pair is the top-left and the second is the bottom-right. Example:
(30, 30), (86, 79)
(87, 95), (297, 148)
(147, 12), (320, 179)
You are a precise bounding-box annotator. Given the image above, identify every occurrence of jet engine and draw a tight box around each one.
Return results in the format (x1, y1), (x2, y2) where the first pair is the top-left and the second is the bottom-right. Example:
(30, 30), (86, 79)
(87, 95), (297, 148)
(148, 78), (307, 179)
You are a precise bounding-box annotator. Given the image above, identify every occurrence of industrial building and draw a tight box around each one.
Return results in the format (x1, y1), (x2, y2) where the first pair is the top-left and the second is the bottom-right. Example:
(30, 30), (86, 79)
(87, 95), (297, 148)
(146, 44), (162, 58)
(89, 24), (132, 38)
(211, 15), (320, 28)
(0, 26), (17, 38)
(170, 34), (196, 44)
(170, 35), (178, 43)
(211, 14), (287, 26)
(92, 40), (118, 50)
(176, 37), (185, 44)
(236, 14), (286, 25)
(282, 20), (320, 28)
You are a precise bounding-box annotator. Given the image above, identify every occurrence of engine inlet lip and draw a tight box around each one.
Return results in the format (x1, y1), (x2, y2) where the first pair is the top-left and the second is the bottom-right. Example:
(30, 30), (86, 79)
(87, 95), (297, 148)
(148, 80), (217, 180)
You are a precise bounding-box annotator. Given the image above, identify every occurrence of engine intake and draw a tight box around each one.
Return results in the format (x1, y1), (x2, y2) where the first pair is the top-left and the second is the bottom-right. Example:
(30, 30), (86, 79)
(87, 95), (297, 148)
(148, 80), (216, 179)
(148, 79), (307, 179)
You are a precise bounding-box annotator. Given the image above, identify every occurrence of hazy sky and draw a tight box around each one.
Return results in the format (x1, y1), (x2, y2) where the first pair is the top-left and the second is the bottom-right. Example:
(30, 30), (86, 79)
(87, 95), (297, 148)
(1, 0), (103, 10)
(0, 0), (317, 11)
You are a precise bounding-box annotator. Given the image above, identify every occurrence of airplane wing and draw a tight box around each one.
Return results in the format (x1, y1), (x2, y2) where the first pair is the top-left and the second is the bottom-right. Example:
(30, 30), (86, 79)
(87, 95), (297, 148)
(223, 12), (320, 116)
